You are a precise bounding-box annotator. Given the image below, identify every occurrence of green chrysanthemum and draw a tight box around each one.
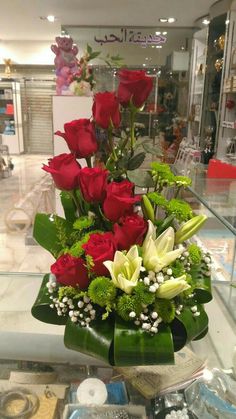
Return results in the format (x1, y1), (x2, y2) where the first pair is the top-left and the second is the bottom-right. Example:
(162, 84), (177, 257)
(117, 294), (142, 322)
(134, 282), (156, 306)
(147, 192), (168, 208)
(188, 243), (202, 265)
(166, 199), (193, 222)
(88, 277), (117, 307)
(155, 299), (176, 323)
(150, 162), (171, 175)
(73, 216), (94, 231)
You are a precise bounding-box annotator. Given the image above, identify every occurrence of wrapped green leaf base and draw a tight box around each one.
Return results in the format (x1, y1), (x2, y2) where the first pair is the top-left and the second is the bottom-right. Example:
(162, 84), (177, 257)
(32, 275), (209, 366)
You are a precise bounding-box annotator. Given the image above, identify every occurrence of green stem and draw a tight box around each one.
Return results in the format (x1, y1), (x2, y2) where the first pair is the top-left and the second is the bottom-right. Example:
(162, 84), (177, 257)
(86, 157), (92, 168)
(174, 186), (181, 198)
(130, 109), (136, 155)
(70, 190), (83, 216)
(108, 125), (118, 162)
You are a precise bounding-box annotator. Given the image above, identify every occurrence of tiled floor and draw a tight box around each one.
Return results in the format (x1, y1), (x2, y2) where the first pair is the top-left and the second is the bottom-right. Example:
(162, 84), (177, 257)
(0, 155), (235, 371)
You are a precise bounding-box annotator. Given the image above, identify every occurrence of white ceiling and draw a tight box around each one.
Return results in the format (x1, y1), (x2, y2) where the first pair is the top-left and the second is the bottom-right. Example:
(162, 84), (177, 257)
(0, 0), (217, 41)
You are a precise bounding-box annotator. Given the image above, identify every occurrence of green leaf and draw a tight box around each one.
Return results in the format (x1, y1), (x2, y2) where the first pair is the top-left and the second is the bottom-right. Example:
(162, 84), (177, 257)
(89, 51), (101, 60)
(143, 143), (163, 156)
(87, 44), (92, 54)
(64, 317), (114, 365)
(114, 316), (174, 366)
(127, 170), (154, 188)
(171, 306), (208, 351)
(31, 274), (67, 325)
(156, 214), (175, 235)
(60, 191), (77, 223)
(33, 213), (73, 257)
(127, 152), (146, 170)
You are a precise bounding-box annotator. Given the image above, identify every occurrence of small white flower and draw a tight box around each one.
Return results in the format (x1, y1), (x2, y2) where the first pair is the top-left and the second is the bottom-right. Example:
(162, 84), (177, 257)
(69, 310), (74, 317)
(193, 311), (200, 317)
(144, 277), (150, 286)
(191, 305), (198, 313)
(140, 266), (146, 272)
(50, 304), (54, 308)
(149, 285), (156, 293)
(151, 311), (158, 319)
(59, 302), (65, 308)
(129, 311), (136, 318)
(83, 296), (90, 303)
(167, 268), (172, 276)
(71, 316), (77, 323)
(142, 323), (151, 330)
(204, 257), (211, 264)
(78, 301), (84, 308)
(150, 326), (158, 334)
(62, 297), (68, 303)
(134, 320), (140, 325)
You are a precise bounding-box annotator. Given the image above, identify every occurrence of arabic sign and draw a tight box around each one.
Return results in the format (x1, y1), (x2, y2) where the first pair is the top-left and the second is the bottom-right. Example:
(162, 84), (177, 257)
(94, 28), (167, 47)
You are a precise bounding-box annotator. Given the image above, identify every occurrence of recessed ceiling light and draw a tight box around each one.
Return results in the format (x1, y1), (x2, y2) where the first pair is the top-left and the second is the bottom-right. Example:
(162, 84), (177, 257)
(151, 45), (155, 48)
(47, 15), (56, 22)
(168, 17), (176, 23)
(155, 31), (161, 35)
(181, 46), (185, 50)
(202, 18), (210, 25)
(156, 45), (163, 49)
(159, 18), (168, 23)
(162, 31), (167, 35)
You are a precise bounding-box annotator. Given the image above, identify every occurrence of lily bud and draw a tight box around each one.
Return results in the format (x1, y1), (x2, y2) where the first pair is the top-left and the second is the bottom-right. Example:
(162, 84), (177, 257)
(175, 215), (207, 244)
(156, 275), (190, 299)
(141, 195), (155, 223)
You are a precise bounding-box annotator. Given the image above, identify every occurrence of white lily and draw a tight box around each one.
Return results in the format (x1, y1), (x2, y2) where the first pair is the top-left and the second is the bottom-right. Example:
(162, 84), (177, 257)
(103, 245), (142, 294)
(142, 221), (184, 272)
(156, 275), (191, 299)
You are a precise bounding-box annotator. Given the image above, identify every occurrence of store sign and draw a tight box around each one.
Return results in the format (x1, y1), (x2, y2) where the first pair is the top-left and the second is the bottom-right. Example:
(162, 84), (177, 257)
(94, 28), (167, 48)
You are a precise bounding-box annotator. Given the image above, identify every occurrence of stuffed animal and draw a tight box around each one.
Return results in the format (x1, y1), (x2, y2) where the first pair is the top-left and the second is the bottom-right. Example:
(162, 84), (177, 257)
(51, 36), (78, 73)
(56, 66), (72, 95)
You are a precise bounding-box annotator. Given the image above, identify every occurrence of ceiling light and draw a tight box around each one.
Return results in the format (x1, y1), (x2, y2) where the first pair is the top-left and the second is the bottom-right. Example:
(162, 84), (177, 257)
(143, 63), (146, 66)
(225, 19), (230, 25)
(202, 18), (210, 25)
(47, 15), (56, 22)
(162, 31), (167, 35)
(168, 17), (176, 23)
(155, 31), (161, 35)
(159, 18), (168, 23)
(181, 46), (185, 50)
(156, 45), (162, 49)
(151, 45), (155, 48)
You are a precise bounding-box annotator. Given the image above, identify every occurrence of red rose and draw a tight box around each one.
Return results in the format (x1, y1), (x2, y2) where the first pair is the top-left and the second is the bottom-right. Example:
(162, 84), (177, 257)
(42, 153), (80, 190)
(51, 254), (89, 289)
(103, 180), (140, 222)
(114, 214), (147, 250)
(79, 167), (109, 203)
(83, 232), (116, 276)
(55, 119), (98, 158)
(117, 69), (153, 108)
(92, 92), (121, 129)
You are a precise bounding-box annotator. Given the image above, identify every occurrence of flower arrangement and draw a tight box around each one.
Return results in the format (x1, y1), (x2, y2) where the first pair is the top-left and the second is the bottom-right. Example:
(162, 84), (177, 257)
(32, 69), (212, 366)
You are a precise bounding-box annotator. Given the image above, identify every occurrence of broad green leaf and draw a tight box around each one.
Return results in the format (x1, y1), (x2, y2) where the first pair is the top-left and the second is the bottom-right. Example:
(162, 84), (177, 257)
(33, 213), (73, 257)
(143, 143), (163, 156)
(127, 152), (146, 170)
(89, 51), (101, 60)
(127, 170), (154, 188)
(60, 191), (77, 223)
(64, 317), (114, 365)
(31, 274), (67, 325)
(114, 316), (174, 366)
(171, 306), (208, 351)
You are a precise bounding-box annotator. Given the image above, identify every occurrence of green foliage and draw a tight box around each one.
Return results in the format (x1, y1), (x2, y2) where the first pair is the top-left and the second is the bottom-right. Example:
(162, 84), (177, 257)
(150, 162), (171, 175)
(170, 260), (186, 277)
(73, 216), (94, 231)
(68, 230), (102, 257)
(173, 176), (192, 187)
(155, 299), (175, 323)
(88, 277), (117, 307)
(166, 199), (193, 222)
(58, 286), (81, 301)
(147, 192), (168, 208)
(134, 282), (155, 306)
(85, 254), (95, 273)
(188, 243), (202, 265)
(117, 294), (142, 322)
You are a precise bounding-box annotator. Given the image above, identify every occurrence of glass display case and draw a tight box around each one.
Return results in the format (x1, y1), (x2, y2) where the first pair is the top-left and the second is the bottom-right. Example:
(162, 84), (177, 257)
(200, 14), (227, 164)
(0, 79), (24, 154)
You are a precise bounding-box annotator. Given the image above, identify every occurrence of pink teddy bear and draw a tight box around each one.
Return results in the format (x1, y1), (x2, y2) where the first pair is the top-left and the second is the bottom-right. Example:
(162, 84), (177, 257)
(51, 35), (78, 74)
